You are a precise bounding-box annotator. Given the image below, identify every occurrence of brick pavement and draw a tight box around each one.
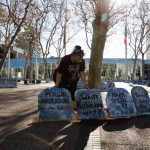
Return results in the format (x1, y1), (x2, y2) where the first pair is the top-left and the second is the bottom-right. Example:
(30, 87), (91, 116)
(83, 126), (102, 150)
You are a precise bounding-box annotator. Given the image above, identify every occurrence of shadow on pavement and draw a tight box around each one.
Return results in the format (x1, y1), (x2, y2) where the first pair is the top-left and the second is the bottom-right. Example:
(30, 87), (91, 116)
(0, 120), (105, 150)
(75, 120), (104, 150)
(0, 89), (40, 102)
(102, 118), (136, 131)
(102, 116), (150, 131)
(0, 122), (81, 150)
(0, 110), (38, 138)
(134, 116), (150, 129)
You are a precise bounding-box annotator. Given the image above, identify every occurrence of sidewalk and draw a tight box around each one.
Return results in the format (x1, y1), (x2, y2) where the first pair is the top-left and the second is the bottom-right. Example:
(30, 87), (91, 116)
(0, 82), (150, 150)
(0, 81), (104, 150)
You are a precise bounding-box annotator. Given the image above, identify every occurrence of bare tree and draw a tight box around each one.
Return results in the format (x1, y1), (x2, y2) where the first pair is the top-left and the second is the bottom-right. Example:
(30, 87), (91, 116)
(128, 0), (150, 80)
(128, 24), (141, 80)
(37, 0), (63, 79)
(37, 0), (81, 79)
(53, 1), (82, 62)
(71, 0), (126, 88)
(14, 0), (51, 81)
(0, 0), (33, 73)
(15, 33), (30, 79)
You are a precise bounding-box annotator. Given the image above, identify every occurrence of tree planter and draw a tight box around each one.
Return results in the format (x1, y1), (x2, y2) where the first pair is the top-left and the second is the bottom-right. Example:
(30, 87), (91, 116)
(24, 79), (29, 85)
(36, 80), (41, 84)
(147, 80), (150, 87)
(32, 80), (36, 84)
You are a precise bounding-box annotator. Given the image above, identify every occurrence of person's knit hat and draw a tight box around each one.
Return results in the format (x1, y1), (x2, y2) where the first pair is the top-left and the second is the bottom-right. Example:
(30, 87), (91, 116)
(71, 45), (84, 56)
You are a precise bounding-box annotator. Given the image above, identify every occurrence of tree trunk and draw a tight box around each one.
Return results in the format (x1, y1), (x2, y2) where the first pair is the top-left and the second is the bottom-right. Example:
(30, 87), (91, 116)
(88, 16), (108, 88)
(29, 46), (32, 83)
(131, 57), (137, 80)
(24, 59), (28, 79)
(44, 61), (49, 79)
(141, 53), (144, 80)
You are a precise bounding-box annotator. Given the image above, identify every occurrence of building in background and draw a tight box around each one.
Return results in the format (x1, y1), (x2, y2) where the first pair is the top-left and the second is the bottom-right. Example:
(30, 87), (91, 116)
(0, 44), (24, 78)
(5, 57), (147, 81)
(144, 22), (150, 79)
(145, 22), (150, 60)
(0, 44), (24, 59)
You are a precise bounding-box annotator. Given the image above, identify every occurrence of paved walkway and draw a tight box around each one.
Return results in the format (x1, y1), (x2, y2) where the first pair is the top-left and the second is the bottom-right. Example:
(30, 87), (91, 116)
(0, 81), (150, 150)
(0, 81), (103, 150)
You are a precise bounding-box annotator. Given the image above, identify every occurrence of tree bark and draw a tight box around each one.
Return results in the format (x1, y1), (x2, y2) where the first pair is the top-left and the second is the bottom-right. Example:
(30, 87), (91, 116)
(141, 53), (145, 80)
(131, 57), (137, 80)
(44, 61), (49, 79)
(29, 45), (33, 83)
(88, 16), (108, 88)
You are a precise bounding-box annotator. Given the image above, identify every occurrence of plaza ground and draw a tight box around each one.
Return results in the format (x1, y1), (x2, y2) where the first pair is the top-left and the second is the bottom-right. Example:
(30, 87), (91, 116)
(0, 81), (150, 150)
